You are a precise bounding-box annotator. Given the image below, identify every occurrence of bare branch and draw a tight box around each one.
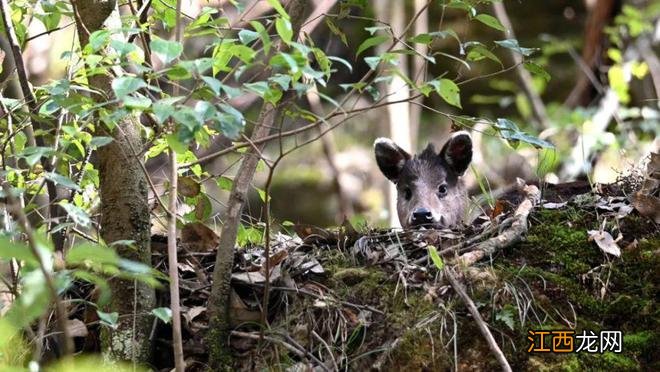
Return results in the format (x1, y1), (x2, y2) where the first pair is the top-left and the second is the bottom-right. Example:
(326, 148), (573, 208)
(444, 267), (512, 372)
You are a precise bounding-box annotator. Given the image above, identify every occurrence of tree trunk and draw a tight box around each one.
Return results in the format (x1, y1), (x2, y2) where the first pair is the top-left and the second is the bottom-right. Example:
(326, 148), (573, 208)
(71, 0), (155, 363)
(374, 0), (412, 228)
(206, 0), (308, 368)
(565, 0), (620, 107)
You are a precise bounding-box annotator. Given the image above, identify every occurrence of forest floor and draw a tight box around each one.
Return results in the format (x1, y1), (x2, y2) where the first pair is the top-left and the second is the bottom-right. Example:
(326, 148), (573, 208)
(144, 167), (659, 371)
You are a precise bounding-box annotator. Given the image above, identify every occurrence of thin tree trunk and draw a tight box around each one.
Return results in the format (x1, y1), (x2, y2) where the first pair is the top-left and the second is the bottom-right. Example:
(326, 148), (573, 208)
(565, 0), (620, 108)
(374, 0), (412, 228)
(409, 0), (429, 150)
(206, 0), (308, 368)
(71, 0), (155, 363)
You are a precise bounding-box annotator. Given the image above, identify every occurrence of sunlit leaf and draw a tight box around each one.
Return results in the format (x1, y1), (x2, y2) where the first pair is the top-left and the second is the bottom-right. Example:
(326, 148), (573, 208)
(474, 14), (505, 31)
(428, 79), (461, 108)
(427, 245), (444, 270)
(275, 17), (293, 44)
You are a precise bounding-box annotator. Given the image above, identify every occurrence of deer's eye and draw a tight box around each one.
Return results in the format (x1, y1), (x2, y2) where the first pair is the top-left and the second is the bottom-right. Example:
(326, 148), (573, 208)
(437, 184), (448, 197)
(403, 187), (412, 200)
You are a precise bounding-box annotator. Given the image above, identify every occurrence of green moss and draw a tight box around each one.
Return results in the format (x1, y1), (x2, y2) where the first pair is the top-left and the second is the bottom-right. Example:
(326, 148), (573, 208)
(624, 330), (656, 354)
(578, 352), (639, 371)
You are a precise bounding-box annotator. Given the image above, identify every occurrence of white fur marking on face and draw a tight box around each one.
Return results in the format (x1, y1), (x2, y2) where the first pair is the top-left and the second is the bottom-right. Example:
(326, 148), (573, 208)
(449, 130), (471, 140)
(374, 137), (398, 149)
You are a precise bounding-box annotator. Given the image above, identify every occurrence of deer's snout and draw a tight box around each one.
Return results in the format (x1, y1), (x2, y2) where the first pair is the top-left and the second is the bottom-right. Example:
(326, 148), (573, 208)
(411, 207), (434, 226)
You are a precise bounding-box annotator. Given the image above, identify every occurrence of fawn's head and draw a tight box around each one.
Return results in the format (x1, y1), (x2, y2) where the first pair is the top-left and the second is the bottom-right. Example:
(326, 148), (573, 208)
(374, 131), (473, 228)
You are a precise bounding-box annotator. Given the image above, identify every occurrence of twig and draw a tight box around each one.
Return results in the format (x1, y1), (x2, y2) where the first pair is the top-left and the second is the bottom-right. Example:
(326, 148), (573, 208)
(0, 0), (63, 249)
(167, 0), (185, 370)
(267, 285), (384, 315)
(444, 267), (512, 372)
(25, 21), (76, 42)
(230, 330), (321, 365)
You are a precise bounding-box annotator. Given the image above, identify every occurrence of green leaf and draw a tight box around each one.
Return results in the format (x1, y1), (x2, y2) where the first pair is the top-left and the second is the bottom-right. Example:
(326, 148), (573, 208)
(97, 311), (119, 329)
(66, 242), (119, 266)
(250, 20), (272, 54)
(364, 56), (381, 70)
(150, 37), (183, 64)
(153, 96), (184, 124)
(167, 134), (188, 154)
(524, 62), (551, 82)
(356, 35), (389, 57)
(112, 76), (147, 99)
(608, 65), (630, 104)
(474, 14), (505, 31)
(494, 39), (538, 57)
(275, 17), (293, 44)
(429, 79), (462, 108)
(407, 33), (433, 44)
(200, 76), (221, 96)
(216, 176), (233, 191)
(325, 18), (348, 46)
(89, 136), (113, 148)
(44, 172), (81, 191)
(19, 146), (56, 167)
(60, 202), (91, 228)
(496, 306), (516, 331)
(267, 0), (289, 20)
(88, 30), (110, 52)
(238, 29), (259, 45)
(494, 118), (554, 149)
(0, 237), (38, 266)
(427, 246), (444, 270)
(244, 81), (269, 97)
(328, 56), (353, 72)
(466, 44), (502, 65)
(151, 307), (172, 324)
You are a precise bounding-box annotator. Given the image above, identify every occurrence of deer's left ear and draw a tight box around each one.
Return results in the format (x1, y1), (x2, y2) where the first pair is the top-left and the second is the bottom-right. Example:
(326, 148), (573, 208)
(440, 131), (472, 175)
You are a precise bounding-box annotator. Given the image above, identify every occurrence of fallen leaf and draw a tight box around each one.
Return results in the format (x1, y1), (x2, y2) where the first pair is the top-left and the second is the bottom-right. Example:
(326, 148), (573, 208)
(587, 230), (621, 257)
(181, 222), (220, 251)
(67, 319), (88, 338)
(632, 192), (660, 224)
(183, 306), (206, 325)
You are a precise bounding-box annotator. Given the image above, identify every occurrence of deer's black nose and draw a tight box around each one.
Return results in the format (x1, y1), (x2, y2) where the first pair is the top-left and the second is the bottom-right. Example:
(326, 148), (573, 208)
(411, 208), (433, 226)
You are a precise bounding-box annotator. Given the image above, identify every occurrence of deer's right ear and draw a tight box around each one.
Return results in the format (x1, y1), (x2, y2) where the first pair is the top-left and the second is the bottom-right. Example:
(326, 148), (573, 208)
(374, 138), (411, 182)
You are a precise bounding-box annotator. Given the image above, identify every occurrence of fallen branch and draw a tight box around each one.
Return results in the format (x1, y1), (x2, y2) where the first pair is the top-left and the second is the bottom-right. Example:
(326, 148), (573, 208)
(458, 184), (539, 266)
(444, 267), (512, 372)
(230, 330), (330, 371)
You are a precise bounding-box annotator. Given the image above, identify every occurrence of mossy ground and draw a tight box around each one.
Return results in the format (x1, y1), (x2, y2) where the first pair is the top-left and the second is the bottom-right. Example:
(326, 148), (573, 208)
(253, 207), (658, 370)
